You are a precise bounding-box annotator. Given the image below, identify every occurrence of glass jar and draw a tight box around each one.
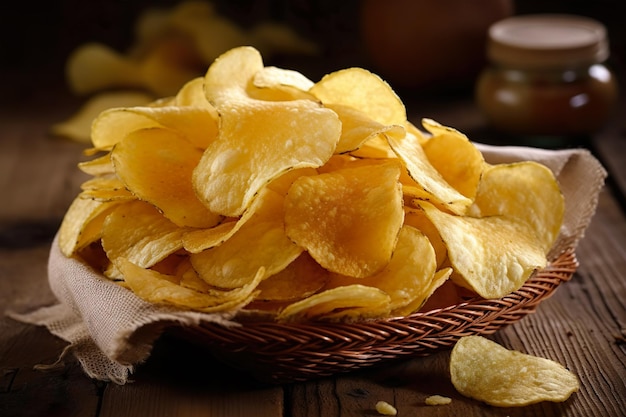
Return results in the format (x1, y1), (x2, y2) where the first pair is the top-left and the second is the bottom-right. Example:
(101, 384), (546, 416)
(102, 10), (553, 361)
(476, 14), (618, 142)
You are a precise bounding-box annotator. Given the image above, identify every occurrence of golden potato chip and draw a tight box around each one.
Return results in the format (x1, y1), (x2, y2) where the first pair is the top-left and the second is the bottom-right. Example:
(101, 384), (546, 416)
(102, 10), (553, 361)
(65, 43), (144, 95)
(418, 202), (546, 299)
(58, 197), (121, 257)
(404, 207), (447, 268)
(51, 91), (154, 143)
(101, 200), (187, 271)
(111, 127), (222, 228)
(182, 185), (285, 253)
(421, 118), (484, 200)
(190, 189), (303, 289)
(119, 258), (263, 312)
(255, 252), (329, 302)
(309, 67), (406, 126)
(325, 225), (437, 315)
(469, 161), (564, 255)
(79, 187), (136, 203)
(285, 161), (404, 278)
(276, 284), (391, 322)
(326, 103), (405, 155)
(450, 335), (580, 407)
(77, 154), (115, 176)
(195, 46), (341, 217)
(173, 77), (209, 106)
(388, 132), (472, 215)
(249, 66), (316, 102)
(91, 103), (219, 150)
(395, 267), (452, 316)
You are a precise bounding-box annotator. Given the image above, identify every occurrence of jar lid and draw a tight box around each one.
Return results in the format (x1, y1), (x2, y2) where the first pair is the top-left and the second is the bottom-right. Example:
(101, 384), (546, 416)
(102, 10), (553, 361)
(487, 14), (609, 69)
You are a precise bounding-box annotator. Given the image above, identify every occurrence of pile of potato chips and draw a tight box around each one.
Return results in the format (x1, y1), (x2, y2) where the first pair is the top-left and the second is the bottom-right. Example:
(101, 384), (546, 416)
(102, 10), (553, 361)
(58, 45), (565, 322)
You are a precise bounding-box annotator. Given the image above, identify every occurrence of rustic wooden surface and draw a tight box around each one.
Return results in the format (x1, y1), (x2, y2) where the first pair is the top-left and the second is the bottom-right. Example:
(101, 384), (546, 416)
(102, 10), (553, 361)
(1, 74), (625, 417)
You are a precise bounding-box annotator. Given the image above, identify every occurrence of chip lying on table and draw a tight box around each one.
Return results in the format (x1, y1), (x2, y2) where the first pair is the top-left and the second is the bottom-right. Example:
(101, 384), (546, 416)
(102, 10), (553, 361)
(58, 46), (565, 322)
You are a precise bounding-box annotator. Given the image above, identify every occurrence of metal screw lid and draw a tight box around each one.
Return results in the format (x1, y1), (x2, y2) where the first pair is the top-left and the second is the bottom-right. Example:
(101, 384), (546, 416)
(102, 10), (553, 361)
(487, 14), (610, 69)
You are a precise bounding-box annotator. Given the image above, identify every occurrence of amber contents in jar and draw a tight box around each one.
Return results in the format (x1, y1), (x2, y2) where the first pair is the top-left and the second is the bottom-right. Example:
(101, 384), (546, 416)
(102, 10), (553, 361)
(476, 14), (618, 138)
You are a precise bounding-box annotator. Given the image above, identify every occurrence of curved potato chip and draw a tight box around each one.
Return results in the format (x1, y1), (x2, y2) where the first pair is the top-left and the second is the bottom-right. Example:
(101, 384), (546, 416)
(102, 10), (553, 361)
(404, 207), (447, 268)
(421, 119), (484, 200)
(112, 127), (221, 228)
(101, 200), (187, 271)
(78, 154), (115, 176)
(276, 284), (391, 322)
(327, 103), (405, 154)
(326, 225), (437, 314)
(249, 66), (316, 102)
(190, 189), (303, 289)
(195, 46), (341, 216)
(58, 196), (121, 257)
(451, 336), (580, 407)
(388, 131), (472, 215)
(92, 104), (219, 150)
(173, 77), (210, 106)
(418, 202), (546, 299)
(469, 161), (564, 255)
(65, 43), (144, 95)
(182, 186), (280, 253)
(285, 161), (403, 278)
(119, 258), (262, 313)
(309, 67), (406, 126)
(255, 252), (329, 302)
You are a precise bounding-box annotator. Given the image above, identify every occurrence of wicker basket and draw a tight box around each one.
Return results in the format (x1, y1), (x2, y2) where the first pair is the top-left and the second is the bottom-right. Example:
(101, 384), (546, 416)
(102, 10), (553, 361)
(176, 249), (577, 384)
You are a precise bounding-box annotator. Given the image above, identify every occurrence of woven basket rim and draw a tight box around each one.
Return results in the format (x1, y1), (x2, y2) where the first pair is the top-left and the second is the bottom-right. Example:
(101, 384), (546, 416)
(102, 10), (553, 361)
(172, 248), (578, 383)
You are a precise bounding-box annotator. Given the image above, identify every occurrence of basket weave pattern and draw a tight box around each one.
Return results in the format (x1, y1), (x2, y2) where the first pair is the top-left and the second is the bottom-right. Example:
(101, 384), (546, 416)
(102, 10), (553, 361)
(181, 249), (577, 383)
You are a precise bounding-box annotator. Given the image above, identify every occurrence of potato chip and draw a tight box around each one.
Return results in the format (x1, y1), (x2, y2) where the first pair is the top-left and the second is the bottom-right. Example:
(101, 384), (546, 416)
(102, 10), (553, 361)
(325, 225), (437, 314)
(326, 103), (405, 154)
(173, 77), (209, 106)
(249, 66), (316, 102)
(182, 184), (289, 254)
(190, 189), (303, 289)
(309, 67), (406, 126)
(421, 118), (484, 200)
(195, 46), (341, 217)
(276, 284), (391, 322)
(51, 91), (154, 143)
(101, 200), (187, 271)
(92, 103), (219, 150)
(404, 207), (447, 267)
(77, 154), (115, 176)
(450, 335), (580, 407)
(469, 161), (565, 255)
(58, 196), (121, 257)
(418, 202), (547, 298)
(388, 131), (472, 215)
(111, 127), (222, 228)
(65, 43), (144, 95)
(119, 258), (263, 312)
(255, 252), (329, 302)
(285, 161), (404, 278)
(395, 267), (452, 316)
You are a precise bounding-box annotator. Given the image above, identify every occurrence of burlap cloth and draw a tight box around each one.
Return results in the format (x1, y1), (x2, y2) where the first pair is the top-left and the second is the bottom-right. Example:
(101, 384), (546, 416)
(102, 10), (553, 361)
(9, 143), (607, 384)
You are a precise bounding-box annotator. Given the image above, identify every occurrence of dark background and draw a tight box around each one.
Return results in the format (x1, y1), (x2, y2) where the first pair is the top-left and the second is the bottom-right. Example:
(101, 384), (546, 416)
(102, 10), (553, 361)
(1, 0), (624, 107)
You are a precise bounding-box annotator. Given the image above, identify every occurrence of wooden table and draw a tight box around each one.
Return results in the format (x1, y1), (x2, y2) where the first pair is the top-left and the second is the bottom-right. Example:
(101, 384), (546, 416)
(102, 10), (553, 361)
(1, 76), (625, 417)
